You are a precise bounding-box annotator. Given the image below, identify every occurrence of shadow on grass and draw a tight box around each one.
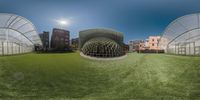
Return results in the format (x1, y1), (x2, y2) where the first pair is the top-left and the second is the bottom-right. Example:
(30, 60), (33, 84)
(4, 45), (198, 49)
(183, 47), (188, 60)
(0, 62), (112, 98)
(34, 50), (77, 55)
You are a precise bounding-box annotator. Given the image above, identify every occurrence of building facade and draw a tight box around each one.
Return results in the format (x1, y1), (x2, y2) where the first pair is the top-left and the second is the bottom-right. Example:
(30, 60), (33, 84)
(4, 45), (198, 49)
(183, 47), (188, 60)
(71, 38), (79, 50)
(123, 43), (129, 53)
(145, 36), (161, 50)
(39, 31), (49, 51)
(128, 40), (145, 52)
(128, 36), (163, 53)
(51, 28), (70, 51)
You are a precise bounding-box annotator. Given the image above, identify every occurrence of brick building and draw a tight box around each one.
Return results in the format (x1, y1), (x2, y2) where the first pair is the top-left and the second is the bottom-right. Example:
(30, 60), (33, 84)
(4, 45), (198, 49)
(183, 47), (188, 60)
(51, 28), (70, 51)
(145, 36), (161, 50)
(39, 31), (49, 51)
(128, 40), (145, 52)
(71, 38), (79, 50)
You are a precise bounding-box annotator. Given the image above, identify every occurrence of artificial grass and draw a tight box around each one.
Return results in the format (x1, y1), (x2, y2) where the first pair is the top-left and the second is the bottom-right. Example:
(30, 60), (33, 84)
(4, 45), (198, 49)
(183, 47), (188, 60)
(0, 52), (200, 99)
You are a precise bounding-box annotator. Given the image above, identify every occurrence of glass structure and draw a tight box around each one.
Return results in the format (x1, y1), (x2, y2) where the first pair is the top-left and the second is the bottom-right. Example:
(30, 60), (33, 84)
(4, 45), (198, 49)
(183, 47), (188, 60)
(0, 13), (42, 55)
(159, 13), (200, 55)
(79, 29), (125, 58)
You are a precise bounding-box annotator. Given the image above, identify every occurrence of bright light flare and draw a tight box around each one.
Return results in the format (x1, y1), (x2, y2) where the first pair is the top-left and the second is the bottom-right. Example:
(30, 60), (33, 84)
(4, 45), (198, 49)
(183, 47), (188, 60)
(56, 19), (71, 26)
(60, 20), (67, 25)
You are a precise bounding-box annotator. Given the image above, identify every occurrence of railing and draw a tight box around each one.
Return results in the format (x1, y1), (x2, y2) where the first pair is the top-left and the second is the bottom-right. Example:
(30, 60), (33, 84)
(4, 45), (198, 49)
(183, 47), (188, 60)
(166, 42), (200, 56)
(0, 41), (34, 56)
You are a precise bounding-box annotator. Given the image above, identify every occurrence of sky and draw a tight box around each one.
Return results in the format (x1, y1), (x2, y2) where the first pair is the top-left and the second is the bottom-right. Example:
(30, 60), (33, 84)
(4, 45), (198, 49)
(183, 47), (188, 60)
(0, 0), (200, 43)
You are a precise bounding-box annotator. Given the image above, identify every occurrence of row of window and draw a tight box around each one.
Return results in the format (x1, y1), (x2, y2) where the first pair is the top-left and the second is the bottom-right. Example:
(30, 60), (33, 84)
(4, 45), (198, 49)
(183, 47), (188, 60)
(147, 39), (159, 42)
(139, 43), (157, 47)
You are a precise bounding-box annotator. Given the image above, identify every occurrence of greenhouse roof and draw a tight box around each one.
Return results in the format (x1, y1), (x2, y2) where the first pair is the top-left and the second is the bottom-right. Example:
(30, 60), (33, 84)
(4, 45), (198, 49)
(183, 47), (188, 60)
(0, 13), (42, 45)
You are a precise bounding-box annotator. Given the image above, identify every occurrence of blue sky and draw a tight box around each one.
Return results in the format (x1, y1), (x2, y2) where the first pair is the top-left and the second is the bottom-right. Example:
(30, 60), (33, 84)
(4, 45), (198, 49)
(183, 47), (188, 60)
(0, 0), (200, 43)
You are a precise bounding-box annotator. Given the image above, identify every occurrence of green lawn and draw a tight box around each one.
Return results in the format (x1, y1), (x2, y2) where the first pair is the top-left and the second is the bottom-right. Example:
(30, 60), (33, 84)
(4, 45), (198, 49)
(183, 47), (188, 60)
(0, 52), (200, 99)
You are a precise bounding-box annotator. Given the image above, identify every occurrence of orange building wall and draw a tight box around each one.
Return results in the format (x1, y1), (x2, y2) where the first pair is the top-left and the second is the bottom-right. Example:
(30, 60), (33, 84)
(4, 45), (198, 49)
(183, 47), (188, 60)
(146, 36), (161, 50)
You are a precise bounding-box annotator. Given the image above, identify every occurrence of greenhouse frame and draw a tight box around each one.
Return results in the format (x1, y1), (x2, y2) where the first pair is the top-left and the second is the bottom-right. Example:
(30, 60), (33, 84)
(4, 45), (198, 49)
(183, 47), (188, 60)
(79, 29), (125, 58)
(0, 13), (42, 56)
(159, 13), (200, 55)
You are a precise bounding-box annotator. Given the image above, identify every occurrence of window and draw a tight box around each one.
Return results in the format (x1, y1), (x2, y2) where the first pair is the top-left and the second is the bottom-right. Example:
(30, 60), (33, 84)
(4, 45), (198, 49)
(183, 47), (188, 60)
(152, 43), (154, 46)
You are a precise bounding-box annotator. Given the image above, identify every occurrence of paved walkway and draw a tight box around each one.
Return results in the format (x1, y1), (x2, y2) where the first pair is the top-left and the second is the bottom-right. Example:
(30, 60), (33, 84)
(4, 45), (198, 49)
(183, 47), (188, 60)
(80, 52), (127, 61)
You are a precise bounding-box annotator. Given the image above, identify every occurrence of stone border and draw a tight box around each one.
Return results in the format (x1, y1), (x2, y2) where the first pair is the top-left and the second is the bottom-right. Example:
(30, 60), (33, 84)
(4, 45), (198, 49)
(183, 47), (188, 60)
(80, 52), (127, 61)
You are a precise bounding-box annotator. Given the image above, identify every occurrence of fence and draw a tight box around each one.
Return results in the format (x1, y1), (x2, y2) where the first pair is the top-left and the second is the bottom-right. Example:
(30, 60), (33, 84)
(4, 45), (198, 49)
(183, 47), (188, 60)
(166, 42), (200, 55)
(0, 41), (34, 56)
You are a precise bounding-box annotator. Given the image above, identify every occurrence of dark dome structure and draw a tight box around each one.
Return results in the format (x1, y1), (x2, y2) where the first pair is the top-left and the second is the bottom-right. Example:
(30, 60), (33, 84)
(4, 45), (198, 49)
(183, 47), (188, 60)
(79, 29), (125, 58)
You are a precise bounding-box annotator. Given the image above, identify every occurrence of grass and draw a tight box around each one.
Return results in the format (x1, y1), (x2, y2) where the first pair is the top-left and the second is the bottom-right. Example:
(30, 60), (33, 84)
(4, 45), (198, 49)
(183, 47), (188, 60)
(0, 52), (200, 99)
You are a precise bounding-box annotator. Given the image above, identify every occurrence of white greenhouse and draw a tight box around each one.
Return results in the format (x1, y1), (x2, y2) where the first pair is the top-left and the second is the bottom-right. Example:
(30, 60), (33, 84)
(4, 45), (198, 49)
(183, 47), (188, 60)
(0, 13), (42, 55)
(159, 13), (200, 55)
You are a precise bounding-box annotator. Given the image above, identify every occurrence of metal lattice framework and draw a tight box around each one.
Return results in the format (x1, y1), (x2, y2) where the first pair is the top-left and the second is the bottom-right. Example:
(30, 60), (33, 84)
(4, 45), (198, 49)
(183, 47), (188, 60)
(0, 13), (42, 55)
(82, 37), (124, 57)
(159, 13), (200, 55)
(79, 29), (125, 58)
